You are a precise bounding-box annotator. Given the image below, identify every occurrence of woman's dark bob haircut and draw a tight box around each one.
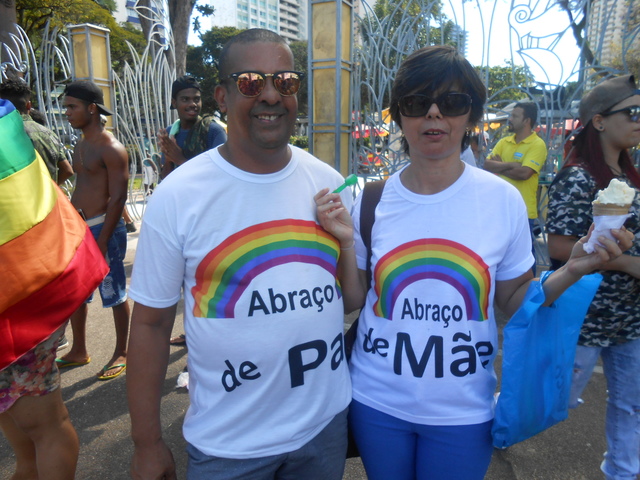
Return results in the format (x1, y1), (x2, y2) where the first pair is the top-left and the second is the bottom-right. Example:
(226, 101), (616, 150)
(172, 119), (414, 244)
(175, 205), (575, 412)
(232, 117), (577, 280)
(389, 45), (487, 129)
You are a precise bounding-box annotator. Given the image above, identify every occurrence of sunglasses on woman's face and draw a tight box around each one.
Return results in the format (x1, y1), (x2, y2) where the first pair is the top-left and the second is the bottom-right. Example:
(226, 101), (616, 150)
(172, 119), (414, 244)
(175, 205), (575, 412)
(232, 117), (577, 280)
(602, 106), (640, 123)
(227, 71), (304, 97)
(398, 92), (472, 117)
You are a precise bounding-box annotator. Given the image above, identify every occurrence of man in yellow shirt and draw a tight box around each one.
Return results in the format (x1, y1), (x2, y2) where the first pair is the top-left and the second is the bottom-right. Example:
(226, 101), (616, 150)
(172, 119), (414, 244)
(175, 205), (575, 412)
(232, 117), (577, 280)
(484, 102), (547, 272)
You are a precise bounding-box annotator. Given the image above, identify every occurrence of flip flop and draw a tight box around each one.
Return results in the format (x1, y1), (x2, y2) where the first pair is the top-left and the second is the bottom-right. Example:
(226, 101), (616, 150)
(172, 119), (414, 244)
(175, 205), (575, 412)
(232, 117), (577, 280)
(169, 334), (186, 346)
(97, 363), (126, 381)
(56, 357), (91, 368)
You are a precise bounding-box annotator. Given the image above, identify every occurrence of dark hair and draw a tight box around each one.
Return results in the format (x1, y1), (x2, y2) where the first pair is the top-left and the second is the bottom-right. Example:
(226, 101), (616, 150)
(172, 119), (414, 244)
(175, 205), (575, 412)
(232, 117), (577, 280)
(389, 46), (486, 152)
(563, 123), (640, 190)
(0, 78), (31, 113)
(63, 80), (113, 116)
(29, 108), (47, 126)
(218, 28), (290, 80)
(514, 101), (538, 127)
(171, 75), (201, 100)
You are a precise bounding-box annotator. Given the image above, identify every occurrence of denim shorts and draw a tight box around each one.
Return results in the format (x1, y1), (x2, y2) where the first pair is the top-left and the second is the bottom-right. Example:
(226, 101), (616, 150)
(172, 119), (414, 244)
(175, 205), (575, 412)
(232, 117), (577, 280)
(186, 407), (348, 480)
(87, 218), (128, 308)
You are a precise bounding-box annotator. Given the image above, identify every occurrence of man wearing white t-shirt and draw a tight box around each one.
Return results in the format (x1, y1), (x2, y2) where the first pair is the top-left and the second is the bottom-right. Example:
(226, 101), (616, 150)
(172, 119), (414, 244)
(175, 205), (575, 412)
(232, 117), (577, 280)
(127, 29), (352, 479)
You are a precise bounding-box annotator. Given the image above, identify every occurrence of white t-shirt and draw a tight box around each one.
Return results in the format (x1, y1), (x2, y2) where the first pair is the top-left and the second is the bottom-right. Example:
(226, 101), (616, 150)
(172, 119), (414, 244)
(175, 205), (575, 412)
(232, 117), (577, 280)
(460, 147), (477, 167)
(350, 164), (532, 426)
(129, 146), (352, 458)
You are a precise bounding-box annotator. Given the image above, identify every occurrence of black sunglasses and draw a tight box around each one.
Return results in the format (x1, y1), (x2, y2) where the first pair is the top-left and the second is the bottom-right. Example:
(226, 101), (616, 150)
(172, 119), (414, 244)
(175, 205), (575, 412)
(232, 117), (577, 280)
(227, 71), (304, 97)
(398, 92), (472, 117)
(602, 105), (640, 123)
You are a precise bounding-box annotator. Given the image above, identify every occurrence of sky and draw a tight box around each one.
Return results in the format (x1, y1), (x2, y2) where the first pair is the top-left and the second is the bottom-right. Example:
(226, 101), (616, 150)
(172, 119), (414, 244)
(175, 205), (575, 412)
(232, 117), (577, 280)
(443, 0), (582, 86)
(189, 0), (583, 86)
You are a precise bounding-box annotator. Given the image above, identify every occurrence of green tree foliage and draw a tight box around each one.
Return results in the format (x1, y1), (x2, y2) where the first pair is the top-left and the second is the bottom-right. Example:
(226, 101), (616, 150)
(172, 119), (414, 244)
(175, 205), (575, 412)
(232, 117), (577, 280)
(371, 0), (445, 45)
(110, 23), (147, 72)
(17, 0), (106, 38)
(288, 40), (308, 116)
(186, 26), (242, 117)
(612, 45), (640, 79)
(138, 0), (212, 77)
(477, 61), (535, 105)
(356, 0), (463, 114)
(366, 0), (459, 51)
(610, 2), (640, 78)
(192, 3), (216, 36)
(15, 0), (146, 73)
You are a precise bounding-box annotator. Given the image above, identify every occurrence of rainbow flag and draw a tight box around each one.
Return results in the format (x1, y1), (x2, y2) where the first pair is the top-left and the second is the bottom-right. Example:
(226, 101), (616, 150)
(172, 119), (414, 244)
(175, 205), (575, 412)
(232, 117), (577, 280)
(0, 99), (108, 370)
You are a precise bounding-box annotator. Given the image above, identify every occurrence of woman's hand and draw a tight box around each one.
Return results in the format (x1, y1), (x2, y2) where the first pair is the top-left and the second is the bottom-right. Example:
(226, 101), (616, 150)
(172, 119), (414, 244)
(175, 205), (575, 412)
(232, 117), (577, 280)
(315, 188), (368, 312)
(565, 225), (634, 277)
(314, 188), (354, 249)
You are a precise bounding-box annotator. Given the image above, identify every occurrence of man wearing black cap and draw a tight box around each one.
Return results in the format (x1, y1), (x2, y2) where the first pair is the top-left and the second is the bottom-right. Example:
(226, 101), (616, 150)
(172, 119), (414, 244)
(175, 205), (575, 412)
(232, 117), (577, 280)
(157, 75), (227, 178)
(57, 80), (131, 382)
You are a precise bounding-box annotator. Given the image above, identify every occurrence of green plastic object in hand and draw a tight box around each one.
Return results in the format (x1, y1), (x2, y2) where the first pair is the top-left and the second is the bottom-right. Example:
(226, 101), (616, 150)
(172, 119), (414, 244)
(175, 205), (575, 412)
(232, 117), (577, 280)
(169, 120), (180, 137)
(333, 174), (358, 193)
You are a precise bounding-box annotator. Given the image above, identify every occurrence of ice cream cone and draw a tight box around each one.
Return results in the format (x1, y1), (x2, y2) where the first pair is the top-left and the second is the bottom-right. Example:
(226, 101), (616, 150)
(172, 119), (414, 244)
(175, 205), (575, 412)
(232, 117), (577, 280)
(592, 203), (631, 216)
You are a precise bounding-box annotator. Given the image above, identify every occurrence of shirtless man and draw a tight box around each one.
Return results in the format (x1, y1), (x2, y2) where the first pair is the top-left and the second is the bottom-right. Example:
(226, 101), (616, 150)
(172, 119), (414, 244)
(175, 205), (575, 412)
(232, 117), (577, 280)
(56, 81), (131, 381)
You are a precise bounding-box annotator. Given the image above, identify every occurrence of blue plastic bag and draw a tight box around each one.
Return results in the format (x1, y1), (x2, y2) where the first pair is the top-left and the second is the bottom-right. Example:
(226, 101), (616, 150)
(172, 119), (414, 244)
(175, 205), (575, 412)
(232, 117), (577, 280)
(492, 272), (602, 448)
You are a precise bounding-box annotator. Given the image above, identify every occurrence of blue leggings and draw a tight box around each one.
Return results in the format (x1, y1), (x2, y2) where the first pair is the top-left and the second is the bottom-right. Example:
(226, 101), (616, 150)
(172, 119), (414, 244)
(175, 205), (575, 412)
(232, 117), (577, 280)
(349, 400), (493, 480)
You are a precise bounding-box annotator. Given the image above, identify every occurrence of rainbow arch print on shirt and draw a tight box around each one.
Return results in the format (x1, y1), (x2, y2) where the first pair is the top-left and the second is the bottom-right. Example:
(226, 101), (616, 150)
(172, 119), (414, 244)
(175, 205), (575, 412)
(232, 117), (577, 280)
(191, 219), (341, 318)
(373, 238), (491, 321)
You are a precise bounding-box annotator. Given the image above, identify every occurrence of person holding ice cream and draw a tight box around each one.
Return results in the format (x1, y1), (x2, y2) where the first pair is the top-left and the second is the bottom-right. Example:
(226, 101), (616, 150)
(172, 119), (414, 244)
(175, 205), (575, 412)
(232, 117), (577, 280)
(316, 47), (633, 480)
(547, 74), (640, 480)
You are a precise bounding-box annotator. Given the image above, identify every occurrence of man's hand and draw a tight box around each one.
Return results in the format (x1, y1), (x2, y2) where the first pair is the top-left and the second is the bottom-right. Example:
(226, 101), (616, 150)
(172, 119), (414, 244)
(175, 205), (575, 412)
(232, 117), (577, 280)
(157, 129), (187, 167)
(483, 155), (510, 174)
(131, 440), (177, 480)
(97, 237), (109, 258)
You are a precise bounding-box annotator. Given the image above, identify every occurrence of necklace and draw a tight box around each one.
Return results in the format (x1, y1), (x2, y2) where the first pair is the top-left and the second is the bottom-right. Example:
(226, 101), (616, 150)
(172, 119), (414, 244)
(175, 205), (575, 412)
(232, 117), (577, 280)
(76, 143), (88, 170)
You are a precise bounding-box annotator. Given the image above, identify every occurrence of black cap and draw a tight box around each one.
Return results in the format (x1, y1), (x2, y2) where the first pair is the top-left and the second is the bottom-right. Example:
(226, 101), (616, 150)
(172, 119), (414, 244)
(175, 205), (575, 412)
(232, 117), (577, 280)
(63, 80), (113, 116)
(171, 75), (201, 99)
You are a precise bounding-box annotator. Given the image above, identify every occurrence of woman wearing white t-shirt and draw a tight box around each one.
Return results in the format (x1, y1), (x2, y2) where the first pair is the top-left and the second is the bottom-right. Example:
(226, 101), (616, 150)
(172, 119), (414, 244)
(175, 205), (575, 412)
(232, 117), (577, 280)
(315, 45), (632, 480)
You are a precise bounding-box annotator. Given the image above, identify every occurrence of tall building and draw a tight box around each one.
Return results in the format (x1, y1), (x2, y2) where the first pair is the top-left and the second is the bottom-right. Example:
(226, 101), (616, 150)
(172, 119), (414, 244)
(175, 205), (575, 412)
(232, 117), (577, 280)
(124, 0), (142, 27)
(451, 24), (468, 58)
(587, 0), (640, 67)
(205, 0), (308, 42)
(279, 0), (305, 41)
(113, 0), (141, 26)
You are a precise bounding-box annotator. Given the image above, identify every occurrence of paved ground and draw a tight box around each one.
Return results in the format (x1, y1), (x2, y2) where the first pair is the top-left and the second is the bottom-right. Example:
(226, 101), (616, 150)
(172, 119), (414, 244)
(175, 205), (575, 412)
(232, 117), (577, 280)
(1, 225), (610, 479)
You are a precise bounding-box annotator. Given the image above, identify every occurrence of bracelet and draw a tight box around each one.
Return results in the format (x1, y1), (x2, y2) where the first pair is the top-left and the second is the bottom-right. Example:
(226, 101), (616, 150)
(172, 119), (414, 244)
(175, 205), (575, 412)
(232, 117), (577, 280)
(340, 241), (355, 251)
